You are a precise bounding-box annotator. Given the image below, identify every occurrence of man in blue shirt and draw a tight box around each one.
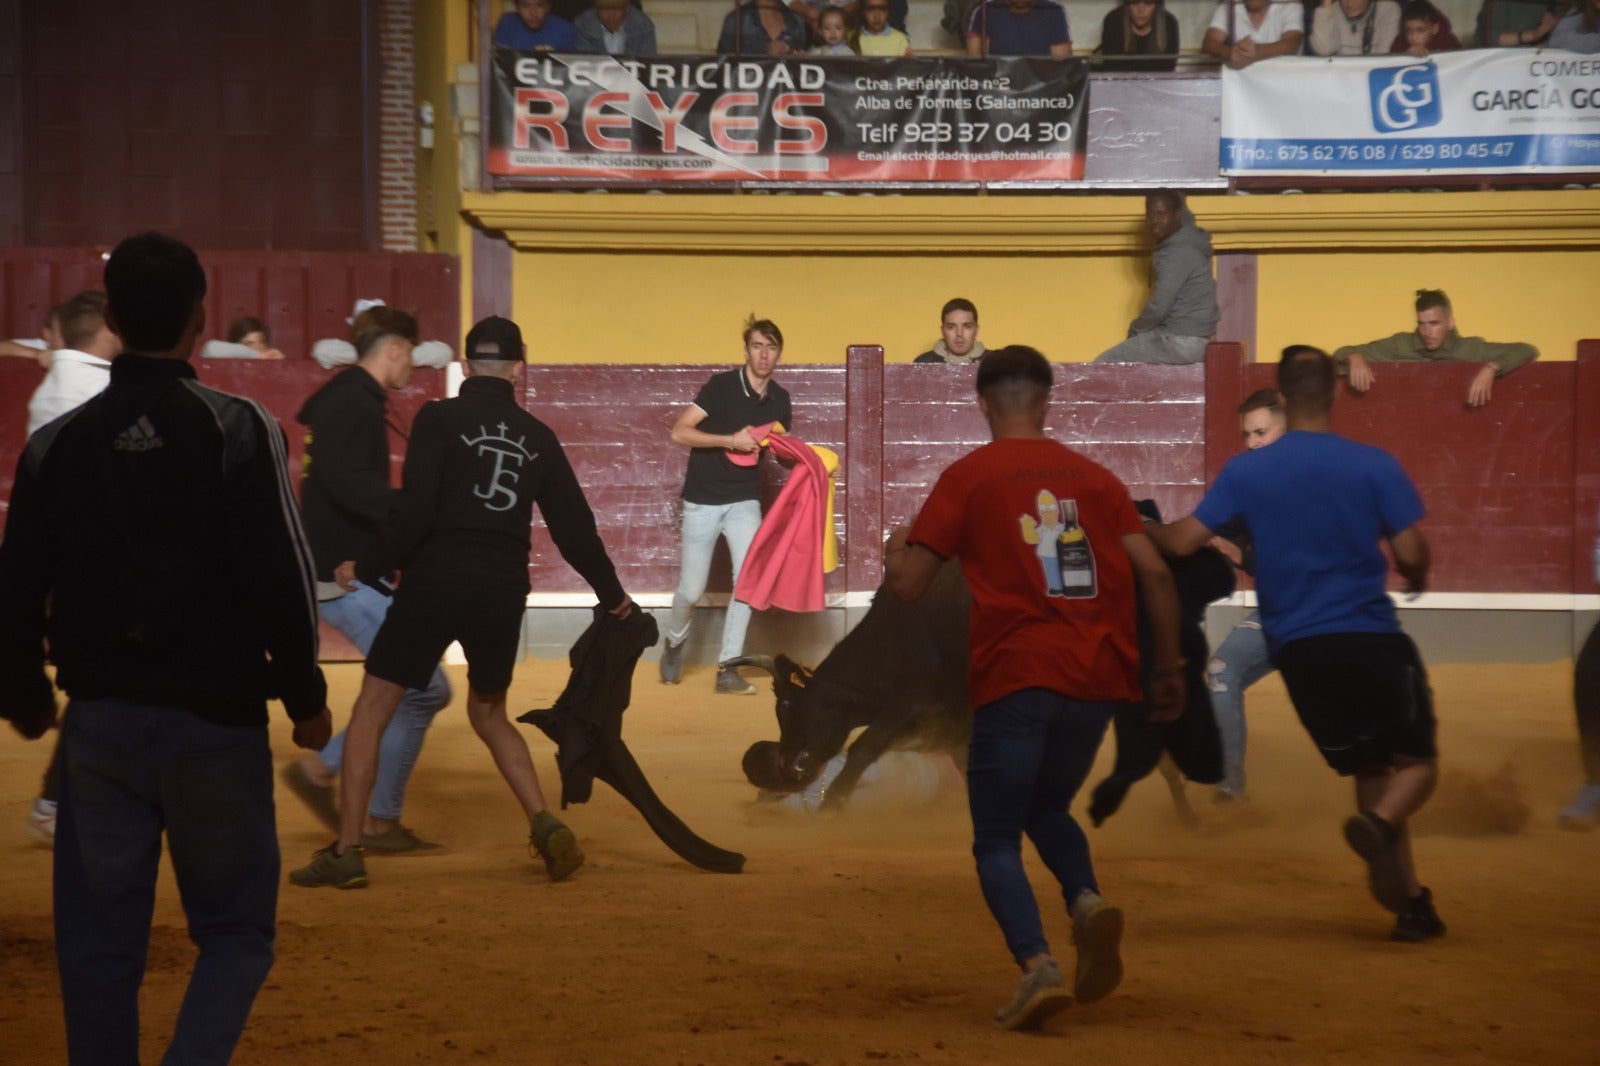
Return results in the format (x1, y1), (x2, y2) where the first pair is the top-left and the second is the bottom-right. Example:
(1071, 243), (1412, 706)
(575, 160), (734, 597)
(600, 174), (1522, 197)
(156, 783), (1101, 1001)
(1150, 345), (1445, 944)
(966, 0), (1073, 56)
(494, 0), (577, 50)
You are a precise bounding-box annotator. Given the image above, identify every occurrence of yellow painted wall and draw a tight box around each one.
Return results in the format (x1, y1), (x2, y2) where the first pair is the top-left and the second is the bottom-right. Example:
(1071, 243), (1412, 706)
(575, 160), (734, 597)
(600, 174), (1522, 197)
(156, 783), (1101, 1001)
(1257, 249), (1596, 365)
(509, 248), (1149, 364)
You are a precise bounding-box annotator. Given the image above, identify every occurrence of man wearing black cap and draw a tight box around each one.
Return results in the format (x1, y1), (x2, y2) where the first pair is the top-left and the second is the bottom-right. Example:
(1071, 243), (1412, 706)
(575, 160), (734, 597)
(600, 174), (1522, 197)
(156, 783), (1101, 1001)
(291, 315), (633, 890)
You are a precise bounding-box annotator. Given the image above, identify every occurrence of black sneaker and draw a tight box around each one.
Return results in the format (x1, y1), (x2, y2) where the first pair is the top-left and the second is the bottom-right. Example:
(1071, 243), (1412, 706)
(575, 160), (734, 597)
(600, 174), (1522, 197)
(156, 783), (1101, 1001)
(1343, 812), (1409, 914)
(1391, 887), (1446, 942)
(659, 639), (686, 685)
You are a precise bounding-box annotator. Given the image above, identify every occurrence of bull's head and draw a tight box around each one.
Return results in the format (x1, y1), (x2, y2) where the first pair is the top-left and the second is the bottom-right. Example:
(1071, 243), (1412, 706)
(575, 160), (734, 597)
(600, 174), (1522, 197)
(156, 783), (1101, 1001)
(727, 653), (854, 793)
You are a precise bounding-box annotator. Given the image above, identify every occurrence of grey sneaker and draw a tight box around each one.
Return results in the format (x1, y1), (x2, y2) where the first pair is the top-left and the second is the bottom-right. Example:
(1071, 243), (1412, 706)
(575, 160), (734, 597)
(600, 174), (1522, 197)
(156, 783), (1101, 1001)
(1069, 891), (1125, 1004)
(993, 958), (1072, 1030)
(280, 761), (339, 832)
(1558, 783), (1600, 831)
(289, 844), (368, 889)
(1343, 812), (1408, 913)
(714, 665), (756, 695)
(659, 638), (686, 685)
(530, 810), (584, 882)
(25, 797), (56, 847)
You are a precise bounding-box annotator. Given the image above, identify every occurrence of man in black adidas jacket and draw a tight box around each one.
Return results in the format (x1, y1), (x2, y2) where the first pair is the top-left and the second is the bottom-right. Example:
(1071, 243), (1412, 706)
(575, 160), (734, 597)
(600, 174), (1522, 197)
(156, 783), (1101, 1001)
(0, 232), (331, 1063)
(290, 315), (632, 890)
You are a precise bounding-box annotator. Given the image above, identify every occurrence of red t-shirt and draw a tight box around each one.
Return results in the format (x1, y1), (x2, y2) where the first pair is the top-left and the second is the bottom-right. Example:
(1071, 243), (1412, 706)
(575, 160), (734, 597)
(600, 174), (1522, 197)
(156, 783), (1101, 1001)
(908, 437), (1145, 709)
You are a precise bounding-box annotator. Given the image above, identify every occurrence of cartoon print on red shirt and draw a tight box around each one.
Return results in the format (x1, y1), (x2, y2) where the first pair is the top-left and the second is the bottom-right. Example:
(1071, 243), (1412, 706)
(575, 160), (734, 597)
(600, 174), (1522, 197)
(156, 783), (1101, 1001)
(1019, 489), (1098, 599)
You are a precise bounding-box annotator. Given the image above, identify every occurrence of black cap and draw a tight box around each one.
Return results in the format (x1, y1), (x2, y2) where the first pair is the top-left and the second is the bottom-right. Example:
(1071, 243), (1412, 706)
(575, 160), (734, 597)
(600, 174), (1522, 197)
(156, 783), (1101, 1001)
(464, 316), (523, 360)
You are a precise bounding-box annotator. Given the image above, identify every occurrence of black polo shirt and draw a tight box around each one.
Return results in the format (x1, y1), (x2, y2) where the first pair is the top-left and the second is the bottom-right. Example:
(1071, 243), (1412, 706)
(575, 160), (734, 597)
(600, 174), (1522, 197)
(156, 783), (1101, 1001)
(681, 367), (793, 505)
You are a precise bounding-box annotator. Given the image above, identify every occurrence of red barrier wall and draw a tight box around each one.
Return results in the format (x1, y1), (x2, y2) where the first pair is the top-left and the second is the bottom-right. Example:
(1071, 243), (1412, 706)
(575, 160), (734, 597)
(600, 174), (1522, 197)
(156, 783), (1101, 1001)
(4, 344), (1595, 606)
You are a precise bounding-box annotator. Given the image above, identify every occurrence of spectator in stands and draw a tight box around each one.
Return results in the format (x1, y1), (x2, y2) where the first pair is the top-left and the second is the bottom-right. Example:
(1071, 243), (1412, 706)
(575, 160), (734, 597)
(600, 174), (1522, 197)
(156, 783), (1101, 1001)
(1097, 0), (1181, 71)
(1310, 0), (1401, 54)
(201, 315), (287, 360)
(791, 0), (862, 43)
(1391, 0), (1460, 54)
(493, 0), (578, 50)
(574, 0), (658, 54)
(1550, 0), (1600, 51)
(718, 0), (810, 54)
(915, 298), (988, 365)
(28, 292), (120, 437)
(313, 300), (453, 370)
(965, 0), (1074, 56)
(1332, 289), (1538, 408)
(811, 7), (857, 52)
(1094, 191), (1218, 365)
(0, 304), (64, 369)
(1477, 0), (1557, 46)
(856, 0), (915, 52)
(1202, 0), (1304, 68)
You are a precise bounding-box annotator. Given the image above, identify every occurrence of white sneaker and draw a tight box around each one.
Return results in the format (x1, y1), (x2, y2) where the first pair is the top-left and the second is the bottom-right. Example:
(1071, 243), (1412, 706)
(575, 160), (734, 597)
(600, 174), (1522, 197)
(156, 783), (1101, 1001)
(26, 797), (56, 847)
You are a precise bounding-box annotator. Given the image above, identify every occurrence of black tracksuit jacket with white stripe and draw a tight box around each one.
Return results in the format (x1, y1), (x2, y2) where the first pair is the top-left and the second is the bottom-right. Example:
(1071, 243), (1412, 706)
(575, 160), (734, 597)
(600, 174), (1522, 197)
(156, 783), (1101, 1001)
(0, 354), (327, 731)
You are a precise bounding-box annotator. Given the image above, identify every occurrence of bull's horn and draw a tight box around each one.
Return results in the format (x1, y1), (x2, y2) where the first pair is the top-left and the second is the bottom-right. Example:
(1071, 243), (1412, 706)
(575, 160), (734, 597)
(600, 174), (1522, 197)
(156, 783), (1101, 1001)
(722, 655), (776, 676)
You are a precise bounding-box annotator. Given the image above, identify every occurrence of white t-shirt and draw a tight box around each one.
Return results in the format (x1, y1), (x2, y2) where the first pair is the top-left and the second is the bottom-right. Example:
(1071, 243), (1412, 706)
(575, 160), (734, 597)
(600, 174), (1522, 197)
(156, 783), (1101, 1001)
(27, 349), (112, 436)
(1208, 0), (1304, 44)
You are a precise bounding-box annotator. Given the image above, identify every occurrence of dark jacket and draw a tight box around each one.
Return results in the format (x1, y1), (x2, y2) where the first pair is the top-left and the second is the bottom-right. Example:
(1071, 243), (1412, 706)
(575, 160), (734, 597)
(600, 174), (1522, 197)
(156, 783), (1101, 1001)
(297, 366), (396, 582)
(0, 355), (326, 731)
(356, 374), (625, 608)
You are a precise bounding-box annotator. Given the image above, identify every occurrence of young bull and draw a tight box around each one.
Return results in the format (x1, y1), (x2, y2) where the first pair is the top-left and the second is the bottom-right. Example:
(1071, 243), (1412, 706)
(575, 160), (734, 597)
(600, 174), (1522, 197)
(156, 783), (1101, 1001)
(734, 559), (971, 809)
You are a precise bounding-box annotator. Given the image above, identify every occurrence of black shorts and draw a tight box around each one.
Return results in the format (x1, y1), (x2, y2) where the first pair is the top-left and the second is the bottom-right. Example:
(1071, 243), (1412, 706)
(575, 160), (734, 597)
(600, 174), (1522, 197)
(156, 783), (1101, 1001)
(366, 582), (525, 695)
(1275, 632), (1437, 776)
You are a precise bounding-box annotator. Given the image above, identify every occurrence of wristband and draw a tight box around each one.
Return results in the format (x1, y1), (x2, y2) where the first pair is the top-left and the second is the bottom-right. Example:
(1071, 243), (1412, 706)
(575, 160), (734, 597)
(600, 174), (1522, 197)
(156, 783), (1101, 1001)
(1153, 657), (1188, 675)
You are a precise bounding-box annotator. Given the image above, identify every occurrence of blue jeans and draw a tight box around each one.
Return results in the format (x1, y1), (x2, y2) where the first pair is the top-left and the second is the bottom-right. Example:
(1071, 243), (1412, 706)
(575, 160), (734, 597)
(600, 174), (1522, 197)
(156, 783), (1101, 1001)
(967, 688), (1115, 967)
(317, 584), (451, 819)
(663, 499), (762, 665)
(55, 699), (279, 1066)
(1207, 611), (1276, 796)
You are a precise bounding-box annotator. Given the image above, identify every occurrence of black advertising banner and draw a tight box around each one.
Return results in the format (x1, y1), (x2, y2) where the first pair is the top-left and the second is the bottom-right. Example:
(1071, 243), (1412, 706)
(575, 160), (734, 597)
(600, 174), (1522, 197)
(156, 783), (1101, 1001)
(487, 52), (1089, 183)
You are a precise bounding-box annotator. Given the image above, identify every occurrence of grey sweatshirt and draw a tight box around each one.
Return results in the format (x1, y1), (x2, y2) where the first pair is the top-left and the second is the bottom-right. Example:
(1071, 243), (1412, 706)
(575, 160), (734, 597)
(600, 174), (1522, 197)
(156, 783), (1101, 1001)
(1130, 209), (1219, 339)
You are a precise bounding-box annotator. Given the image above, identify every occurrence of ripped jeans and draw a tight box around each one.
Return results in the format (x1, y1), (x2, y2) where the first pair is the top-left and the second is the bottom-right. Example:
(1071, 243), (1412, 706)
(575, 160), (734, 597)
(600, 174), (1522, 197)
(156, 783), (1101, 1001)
(1207, 611), (1276, 797)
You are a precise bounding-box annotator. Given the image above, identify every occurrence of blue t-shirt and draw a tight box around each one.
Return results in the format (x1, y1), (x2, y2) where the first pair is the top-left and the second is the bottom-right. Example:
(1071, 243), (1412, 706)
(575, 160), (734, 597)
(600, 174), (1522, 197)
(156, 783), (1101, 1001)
(966, 0), (1071, 55)
(494, 11), (577, 50)
(1192, 431), (1424, 650)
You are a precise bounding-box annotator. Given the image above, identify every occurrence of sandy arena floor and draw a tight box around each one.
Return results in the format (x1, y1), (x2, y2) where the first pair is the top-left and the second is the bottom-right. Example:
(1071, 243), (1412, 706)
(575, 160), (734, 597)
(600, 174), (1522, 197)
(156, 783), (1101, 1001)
(1, 659), (1596, 1064)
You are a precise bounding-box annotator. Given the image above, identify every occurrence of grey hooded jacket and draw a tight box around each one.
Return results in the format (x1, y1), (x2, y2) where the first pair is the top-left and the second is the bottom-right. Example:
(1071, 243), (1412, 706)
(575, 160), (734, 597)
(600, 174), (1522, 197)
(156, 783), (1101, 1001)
(1129, 209), (1219, 339)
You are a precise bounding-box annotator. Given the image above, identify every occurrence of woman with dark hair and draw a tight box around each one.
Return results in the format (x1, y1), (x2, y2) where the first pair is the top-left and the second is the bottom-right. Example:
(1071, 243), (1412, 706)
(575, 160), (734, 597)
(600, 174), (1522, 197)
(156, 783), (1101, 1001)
(1097, 0), (1180, 71)
(717, 0), (809, 54)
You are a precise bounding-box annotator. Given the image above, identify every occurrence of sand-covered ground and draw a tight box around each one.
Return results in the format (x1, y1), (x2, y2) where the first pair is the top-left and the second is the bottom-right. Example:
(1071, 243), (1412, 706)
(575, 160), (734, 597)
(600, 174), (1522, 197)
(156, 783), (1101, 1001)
(1, 659), (1597, 1064)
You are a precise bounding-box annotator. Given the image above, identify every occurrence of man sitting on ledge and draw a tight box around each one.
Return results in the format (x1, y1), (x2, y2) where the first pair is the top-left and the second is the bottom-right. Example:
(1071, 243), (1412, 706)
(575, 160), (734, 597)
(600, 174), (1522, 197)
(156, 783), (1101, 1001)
(1094, 190), (1218, 366)
(1332, 288), (1538, 409)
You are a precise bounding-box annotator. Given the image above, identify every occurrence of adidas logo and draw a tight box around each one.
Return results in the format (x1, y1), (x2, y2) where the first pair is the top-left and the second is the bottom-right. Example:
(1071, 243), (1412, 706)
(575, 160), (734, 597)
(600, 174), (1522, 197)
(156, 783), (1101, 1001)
(113, 416), (164, 452)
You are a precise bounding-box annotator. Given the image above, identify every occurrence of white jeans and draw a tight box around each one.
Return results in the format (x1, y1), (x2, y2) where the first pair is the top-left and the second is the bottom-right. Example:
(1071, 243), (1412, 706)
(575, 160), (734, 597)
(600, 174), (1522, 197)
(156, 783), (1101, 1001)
(663, 499), (762, 664)
(1094, 331), (1209, 365)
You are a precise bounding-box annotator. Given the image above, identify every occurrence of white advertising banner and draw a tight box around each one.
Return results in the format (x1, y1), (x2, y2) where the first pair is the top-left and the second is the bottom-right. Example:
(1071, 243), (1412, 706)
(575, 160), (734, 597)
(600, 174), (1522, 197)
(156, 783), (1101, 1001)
(1221, 51), (1600, 176)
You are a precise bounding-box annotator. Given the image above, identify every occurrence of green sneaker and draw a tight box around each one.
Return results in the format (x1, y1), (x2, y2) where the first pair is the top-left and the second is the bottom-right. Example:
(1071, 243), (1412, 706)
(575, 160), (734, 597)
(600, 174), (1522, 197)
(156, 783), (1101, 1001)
(529, 810), (585, 882)
(289, 843), (369, 889)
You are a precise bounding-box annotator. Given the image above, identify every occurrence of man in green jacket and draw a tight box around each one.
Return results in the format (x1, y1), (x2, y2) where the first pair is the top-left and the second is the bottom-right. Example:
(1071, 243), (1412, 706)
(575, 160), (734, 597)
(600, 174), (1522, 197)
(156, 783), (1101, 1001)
(1332, 289), (1537, 408)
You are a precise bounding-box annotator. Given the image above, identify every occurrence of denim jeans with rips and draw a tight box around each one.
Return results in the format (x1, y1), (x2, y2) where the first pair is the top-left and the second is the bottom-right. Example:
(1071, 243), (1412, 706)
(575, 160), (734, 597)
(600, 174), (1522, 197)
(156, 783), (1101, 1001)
(1207, 610), (1276, 797)
(317, 583), (451, 820)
